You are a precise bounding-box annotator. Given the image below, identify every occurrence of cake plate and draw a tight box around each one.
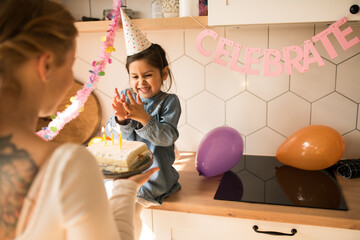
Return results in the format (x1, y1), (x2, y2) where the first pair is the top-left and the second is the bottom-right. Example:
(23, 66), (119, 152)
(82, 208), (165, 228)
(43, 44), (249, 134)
(102, 151), (154, 179)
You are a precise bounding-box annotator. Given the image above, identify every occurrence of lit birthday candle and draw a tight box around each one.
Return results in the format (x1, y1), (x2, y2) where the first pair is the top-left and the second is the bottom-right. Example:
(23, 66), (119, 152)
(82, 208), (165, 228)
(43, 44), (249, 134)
(106, 124), (114, 145)
(119, 131), (122, 149)
(116, 125), (123, 149)
(102, 127), (107, 146)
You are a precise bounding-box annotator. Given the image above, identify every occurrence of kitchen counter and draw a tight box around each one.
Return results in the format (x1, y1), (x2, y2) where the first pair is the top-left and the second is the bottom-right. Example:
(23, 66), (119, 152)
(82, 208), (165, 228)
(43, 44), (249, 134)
(150, 152), (360, 230)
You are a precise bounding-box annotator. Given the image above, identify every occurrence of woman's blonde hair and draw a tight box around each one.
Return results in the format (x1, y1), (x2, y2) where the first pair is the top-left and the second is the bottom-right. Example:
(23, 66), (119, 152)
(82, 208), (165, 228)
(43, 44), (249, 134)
(0, 0), (78, 91)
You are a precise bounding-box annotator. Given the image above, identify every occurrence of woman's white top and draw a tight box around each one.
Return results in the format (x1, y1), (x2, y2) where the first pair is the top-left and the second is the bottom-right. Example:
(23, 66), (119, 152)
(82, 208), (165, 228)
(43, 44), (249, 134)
(15, 143), (139, 240)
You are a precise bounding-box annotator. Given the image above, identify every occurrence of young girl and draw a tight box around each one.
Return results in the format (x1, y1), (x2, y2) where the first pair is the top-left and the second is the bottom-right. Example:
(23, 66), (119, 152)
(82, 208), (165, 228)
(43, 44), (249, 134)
(106, 43), (181, 206)
(105, 10), (181, 239)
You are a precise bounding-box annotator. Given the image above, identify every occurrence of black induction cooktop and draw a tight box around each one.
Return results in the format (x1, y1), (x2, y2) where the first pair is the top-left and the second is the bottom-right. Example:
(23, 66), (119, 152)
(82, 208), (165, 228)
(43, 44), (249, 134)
(214, 155), (348, 211)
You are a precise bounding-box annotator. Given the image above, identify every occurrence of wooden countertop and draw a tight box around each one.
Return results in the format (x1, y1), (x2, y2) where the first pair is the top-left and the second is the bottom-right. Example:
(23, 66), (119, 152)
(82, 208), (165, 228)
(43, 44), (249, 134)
(150, 152), (360, 230)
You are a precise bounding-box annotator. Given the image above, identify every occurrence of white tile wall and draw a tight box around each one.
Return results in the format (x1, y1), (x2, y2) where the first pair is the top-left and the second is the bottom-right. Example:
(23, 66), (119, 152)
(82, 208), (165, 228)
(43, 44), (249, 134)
(206, 59), (245, 101)
(267, 92), (311, 137)
(337, 54), (360, 102)
(187, 91), (225, 133)
(311, 93), (357, 134)
(291, 58), (336, 102)
(247, 66), (289, 101)
(246, 127), (285, 156)
(343, 130), (360, 158)
(226, 25), (268, 61)
(172, 56), (204, 99)
(226, 92), (266, 136)
(147, 31), (184, 62)
(74, 21), (360, 158)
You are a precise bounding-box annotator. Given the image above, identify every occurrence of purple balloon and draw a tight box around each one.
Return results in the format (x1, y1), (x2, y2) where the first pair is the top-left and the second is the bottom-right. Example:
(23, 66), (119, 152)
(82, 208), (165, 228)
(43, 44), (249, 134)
(196, 126), (244, 177)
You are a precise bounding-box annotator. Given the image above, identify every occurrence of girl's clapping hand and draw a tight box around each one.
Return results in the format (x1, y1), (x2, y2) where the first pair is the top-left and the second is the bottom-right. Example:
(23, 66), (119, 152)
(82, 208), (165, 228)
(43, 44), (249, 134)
(123, 90), (150, 126)
(112, 88), (127, 121)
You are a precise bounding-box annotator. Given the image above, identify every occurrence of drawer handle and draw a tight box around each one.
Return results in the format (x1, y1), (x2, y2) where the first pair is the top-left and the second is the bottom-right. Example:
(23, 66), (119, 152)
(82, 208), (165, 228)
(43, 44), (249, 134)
(253, 225), (297, 236)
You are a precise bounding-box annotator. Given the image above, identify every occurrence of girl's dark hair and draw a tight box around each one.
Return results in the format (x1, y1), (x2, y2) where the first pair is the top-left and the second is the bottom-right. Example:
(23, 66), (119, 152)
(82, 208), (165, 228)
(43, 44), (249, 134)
(125, 44), (173, 92)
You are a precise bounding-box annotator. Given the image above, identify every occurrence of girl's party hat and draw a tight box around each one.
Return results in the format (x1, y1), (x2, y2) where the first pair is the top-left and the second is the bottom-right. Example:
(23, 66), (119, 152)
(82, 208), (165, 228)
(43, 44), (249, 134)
(120, 8), (152, 56)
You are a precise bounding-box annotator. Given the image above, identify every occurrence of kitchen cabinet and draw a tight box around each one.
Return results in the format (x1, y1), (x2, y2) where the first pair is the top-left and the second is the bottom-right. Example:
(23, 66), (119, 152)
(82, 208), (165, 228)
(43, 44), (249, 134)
(208, 0), (360, 26)
(142, 209), (360, 240)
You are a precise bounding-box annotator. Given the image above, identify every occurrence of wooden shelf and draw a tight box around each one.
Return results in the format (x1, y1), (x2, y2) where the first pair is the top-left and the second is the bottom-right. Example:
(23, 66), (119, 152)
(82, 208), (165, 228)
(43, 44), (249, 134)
(75, 16), (208, 33)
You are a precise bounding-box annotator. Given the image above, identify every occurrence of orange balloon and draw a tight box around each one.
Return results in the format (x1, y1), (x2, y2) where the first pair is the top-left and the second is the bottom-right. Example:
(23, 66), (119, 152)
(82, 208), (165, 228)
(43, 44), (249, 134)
(276, 125), (345, 170)
(88, 136), (111, 146)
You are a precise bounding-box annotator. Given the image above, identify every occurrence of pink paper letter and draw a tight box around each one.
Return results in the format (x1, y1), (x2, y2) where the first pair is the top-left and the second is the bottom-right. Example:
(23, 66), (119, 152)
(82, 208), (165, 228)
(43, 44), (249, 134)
(331, 17), (360, 51)
(196, 30), (218, 57)
(244, 47), (261, 75)
(213, 37), (234, 67)
(283, 46), (305, 75)
(229, 43), (244, 73)
(312, 28), (338, 59)
(303, 40), (325, 71)
(263, 49), (283, 77)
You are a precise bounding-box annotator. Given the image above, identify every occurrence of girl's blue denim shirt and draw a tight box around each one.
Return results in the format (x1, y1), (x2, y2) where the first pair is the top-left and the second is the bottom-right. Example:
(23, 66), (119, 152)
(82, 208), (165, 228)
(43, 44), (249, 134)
(105, 89), (181, 205)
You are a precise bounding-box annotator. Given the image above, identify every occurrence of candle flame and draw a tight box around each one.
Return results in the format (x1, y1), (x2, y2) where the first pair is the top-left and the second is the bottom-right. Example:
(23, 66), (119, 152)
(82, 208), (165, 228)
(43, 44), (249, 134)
(102, 126), (107, 146)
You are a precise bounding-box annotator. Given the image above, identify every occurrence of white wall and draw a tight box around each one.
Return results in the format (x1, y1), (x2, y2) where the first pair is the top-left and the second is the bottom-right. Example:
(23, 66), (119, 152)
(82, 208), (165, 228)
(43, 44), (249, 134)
(73, 21), (360, 158)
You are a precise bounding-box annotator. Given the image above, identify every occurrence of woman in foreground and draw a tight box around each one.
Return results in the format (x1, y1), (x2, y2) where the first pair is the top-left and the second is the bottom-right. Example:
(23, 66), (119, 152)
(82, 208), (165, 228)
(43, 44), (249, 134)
(0, 0), (157, 239)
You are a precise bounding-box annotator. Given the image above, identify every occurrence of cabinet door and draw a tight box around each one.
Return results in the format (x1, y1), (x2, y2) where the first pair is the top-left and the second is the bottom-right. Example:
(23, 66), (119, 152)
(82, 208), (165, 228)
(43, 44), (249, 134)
(152, 210), (299, 240)
(208, 0), (360, 25)
(152, 210), (360, 240)
(140, 208), (155, 240)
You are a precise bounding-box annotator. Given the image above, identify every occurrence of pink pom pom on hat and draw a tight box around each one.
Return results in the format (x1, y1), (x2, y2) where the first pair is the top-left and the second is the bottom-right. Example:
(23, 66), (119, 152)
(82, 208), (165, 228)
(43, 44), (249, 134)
(120, 8), (152, 56)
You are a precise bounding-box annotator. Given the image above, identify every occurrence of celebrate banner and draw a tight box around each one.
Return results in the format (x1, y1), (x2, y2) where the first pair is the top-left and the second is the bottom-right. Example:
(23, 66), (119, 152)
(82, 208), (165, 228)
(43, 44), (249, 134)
(196, 17), (360, 77)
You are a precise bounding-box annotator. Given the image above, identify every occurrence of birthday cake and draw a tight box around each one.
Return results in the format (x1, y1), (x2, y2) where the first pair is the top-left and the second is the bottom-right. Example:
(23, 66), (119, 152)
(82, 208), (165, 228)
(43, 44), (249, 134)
(87, 140), (149, 173)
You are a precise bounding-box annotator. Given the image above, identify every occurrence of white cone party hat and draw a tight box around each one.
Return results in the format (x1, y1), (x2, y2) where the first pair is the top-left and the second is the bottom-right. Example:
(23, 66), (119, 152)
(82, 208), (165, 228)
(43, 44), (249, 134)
(120, 8), (152, 56)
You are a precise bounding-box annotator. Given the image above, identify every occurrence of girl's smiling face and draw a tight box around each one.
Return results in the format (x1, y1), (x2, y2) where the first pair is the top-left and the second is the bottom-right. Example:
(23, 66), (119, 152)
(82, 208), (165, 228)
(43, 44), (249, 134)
(129, 59), (168, 99)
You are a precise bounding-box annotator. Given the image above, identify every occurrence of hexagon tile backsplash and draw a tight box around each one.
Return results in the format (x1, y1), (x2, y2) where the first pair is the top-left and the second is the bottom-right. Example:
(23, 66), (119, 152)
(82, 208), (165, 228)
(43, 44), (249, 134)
(74, 22), (360, 158)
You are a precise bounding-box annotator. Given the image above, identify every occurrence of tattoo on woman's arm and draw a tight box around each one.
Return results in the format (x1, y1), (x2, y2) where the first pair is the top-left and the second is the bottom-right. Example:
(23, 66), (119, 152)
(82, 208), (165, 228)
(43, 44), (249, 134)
(0, 135), (38, 239)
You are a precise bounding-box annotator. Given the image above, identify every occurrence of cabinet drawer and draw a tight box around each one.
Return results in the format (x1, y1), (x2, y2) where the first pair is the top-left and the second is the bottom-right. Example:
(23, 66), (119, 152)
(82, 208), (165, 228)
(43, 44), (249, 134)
(151, 210), (360, 240)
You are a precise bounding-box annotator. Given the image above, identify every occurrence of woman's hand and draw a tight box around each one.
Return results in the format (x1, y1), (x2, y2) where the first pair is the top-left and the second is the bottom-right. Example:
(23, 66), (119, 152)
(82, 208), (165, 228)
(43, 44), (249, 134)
(112, 88), (127, 122)
(128, 167), (159, 186)
(123, 90), (151, 126)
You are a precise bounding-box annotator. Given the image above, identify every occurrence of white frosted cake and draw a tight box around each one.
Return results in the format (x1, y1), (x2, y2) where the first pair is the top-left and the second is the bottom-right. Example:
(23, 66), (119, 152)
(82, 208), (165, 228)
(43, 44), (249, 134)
(87, 140), (149, 173)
